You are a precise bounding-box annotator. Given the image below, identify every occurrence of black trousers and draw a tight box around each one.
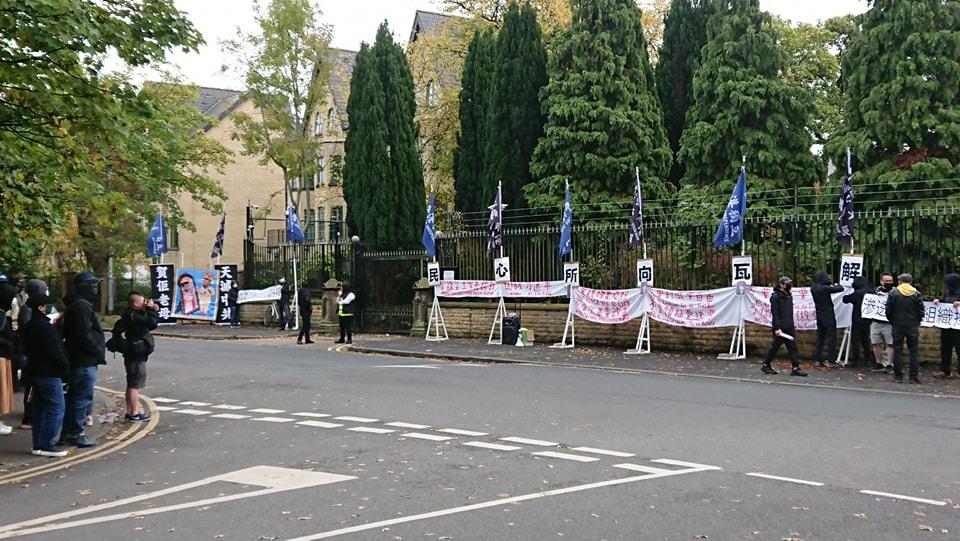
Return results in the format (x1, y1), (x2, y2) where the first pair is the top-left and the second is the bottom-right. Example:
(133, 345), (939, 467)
(298, 313), (311, 342)
(815, 320), (837, 364)
(338, 316), (353, 342)
(940, 328), (960, 375)
(892, 326), (920, 379)
(849, 317), (875, 366)
(764, 330), (799, 368)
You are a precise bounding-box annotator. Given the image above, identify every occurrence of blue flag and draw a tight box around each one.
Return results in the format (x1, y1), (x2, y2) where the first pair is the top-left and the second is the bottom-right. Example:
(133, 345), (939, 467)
(558, 182), (573, 260)
(712, 168), (747, 249)
(422, 193), (436, 258)
(146, 212), (168, 257)
(286, 205), (305, 244)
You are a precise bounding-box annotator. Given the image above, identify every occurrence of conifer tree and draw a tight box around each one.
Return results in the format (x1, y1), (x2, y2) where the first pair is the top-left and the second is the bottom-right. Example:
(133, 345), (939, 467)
(678, 0), (819, 214)
(527, 0), (671, 209)
(454, 29), (497, 213)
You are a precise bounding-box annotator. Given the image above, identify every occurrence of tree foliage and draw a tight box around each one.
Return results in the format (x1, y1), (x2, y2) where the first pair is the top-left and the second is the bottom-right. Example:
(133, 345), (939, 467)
(453, 29), (497, 213)
(527, 0), (671, 209)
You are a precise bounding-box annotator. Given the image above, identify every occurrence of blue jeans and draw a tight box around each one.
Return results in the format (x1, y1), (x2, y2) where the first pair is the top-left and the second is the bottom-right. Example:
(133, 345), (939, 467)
(230, 303), (241, 326)
(32, 377), (65, 450)
(63, 366), (97, 436)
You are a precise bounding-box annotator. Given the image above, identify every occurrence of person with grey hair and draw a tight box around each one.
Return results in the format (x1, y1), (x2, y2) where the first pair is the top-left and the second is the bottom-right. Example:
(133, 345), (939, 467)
(885, 273), (925, 384)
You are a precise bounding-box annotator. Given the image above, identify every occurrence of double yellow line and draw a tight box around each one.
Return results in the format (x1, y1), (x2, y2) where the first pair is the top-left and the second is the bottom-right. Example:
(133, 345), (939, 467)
(0, 387), (158, 486)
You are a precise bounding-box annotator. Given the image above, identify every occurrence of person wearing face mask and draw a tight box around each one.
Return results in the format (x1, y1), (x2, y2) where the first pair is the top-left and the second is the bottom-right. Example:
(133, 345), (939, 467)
(59, 272), (104, 448)
(869, 273), (896, 374)
(933, 273), (960, 379)
(761, 276), (807, 377)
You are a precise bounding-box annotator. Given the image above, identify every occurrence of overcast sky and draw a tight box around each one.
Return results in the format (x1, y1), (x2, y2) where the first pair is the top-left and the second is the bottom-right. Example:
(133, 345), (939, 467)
(142, 0), (870, 89)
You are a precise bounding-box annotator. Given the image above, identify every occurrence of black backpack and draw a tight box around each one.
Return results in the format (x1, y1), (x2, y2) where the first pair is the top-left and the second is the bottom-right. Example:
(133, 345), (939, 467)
(106, 319), (128, 354)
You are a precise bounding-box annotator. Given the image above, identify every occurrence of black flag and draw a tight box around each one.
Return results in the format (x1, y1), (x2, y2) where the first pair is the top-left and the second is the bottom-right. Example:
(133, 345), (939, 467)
(836, 149), (854, 245)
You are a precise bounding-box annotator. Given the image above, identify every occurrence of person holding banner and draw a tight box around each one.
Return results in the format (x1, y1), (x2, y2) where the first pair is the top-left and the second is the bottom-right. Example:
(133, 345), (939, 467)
(842, 276), (875, 368)
(885, 273), (925, 384)
(870, 273), (896, 373)
(812, 271), (844, 369)
(933, 273), (960, 379)
(761, 276), (807, 377)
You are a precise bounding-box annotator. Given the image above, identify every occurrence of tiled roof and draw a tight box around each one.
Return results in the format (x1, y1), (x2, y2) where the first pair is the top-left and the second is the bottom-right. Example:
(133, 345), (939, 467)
(195, 87), (243, 120)
(409, 10), (461, 42)
(327, 48), (357, 120)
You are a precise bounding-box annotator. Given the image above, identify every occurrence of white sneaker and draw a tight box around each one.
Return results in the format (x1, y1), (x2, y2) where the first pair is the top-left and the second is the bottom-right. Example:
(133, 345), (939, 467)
(32, 446), (68, 458)
(0, 422), (13, 435)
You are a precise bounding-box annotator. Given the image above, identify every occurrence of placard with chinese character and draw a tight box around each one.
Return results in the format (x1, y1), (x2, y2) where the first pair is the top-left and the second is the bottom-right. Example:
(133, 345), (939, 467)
(731, 256), (753, 285)
(172, 268), (220, 320)
(839, 254), (864, 287)
(214, 264), (238, 325)
(427, 262), (441, 286)
(150, 264), (176, 325)
(493, 257), (511, 283)
(636, 259), (654, 286)
(563, 262), (580, 286)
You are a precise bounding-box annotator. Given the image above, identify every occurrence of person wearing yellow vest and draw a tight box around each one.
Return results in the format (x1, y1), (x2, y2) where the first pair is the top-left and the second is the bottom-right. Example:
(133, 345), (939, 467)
(335, 283), (356, 344)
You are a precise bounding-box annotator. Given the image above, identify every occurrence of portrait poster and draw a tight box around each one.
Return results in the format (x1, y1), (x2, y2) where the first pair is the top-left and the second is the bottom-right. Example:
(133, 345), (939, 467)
(172, 268), (220, 320)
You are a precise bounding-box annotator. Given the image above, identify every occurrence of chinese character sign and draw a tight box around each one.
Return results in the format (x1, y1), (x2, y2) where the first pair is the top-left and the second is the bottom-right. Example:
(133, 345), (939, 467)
(214, 264), (238, 325)
(731, 256), (753, 285)
(150, 264), (175, 325)
(636, 259), (654, 287)
(173, 268), (220, 320)
(839, 254), (864, 287)
(427, 262), (441, 287)
(493, 257), (511, 283)
(563, 262), (580, 286)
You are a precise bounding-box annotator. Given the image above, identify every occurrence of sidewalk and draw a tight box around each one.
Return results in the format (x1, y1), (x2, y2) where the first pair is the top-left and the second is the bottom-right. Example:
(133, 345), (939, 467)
(347, 335), (960, 398)
(153, 323), (298, 340)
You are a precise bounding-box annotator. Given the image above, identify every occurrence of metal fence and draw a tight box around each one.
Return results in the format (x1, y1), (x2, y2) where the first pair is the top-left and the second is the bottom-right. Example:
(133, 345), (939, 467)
(243, 240), (358, 289)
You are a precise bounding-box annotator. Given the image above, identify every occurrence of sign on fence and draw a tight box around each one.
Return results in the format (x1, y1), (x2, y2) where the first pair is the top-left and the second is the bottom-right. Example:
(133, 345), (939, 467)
(861, 293), (960, 329)
(427, 262), (441, 286)
(731, 256), (753, 285)
(214, 264), (238, 325)
(150, 264), (175, 325)
(493, 257), (511, 283)
(636, 259), (653, 286)
(840, 254), (865, 287)
(563, 262), (580, 286)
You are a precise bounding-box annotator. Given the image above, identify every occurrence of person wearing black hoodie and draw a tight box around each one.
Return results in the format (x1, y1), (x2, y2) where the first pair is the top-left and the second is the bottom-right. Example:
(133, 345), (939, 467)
(812, 270), (844, 368)
(762, 276), (807, 377)
(933, 273), (960, 379)
(296, 283), (313, 345)
(60, 272), (104, 448)
(20, 294), (70, 457)
(842, 275), (875, 368)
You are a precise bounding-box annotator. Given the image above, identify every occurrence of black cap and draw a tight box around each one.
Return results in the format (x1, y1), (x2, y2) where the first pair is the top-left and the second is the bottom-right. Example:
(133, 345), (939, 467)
(778, 276), (793, 285)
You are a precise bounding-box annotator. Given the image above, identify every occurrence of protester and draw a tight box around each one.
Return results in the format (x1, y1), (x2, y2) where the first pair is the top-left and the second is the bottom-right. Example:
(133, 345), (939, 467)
(297, 283), (313, 345)
(842, 275), (875, 368)
(14, 278), (50, 430)
(60, 272), (104, 448)
(20, 294), (69, 457)
(335, 282), (356, 344)
(885, 273), (925, 384)
(933, 273), (960, 379)
(278, 277), (290, 330)
(228, 283), (240, 328)
(0, 278), (15, 435)
(761, 276), (807, 377)
(812, 271), (844, 369)
(870, 273), (896, 374)
(114, 292), (159, 421)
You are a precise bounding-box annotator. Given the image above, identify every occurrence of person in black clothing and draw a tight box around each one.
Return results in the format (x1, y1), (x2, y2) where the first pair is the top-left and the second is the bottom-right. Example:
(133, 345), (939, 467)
(762, 276), (808, 377)
(20, 294), (70, 457)
(335, 282), (356, 344)
(811, 270), (844, 369)
(60, 272), (104, 448)
(885, 273), (925, 384)
(933, 273), (960, 379)
(228, 284), (240, 328)
(842, 275), (875, 368)
(277, 278), (291, 330)
(114, 292), (159, 421)
(297, 284), (313, 344)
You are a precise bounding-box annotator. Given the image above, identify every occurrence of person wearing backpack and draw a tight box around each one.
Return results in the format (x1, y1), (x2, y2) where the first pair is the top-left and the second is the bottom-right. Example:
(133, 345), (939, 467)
(111, 292), (158, 421)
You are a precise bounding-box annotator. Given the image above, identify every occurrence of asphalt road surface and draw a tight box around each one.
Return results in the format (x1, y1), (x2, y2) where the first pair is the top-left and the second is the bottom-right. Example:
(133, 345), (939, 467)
(1, 337), (958, 540)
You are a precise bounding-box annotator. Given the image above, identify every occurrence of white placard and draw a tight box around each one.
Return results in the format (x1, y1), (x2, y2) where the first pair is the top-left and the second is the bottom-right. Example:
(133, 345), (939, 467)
(493, 257), (511, 283)
(731, 256), (753, 285)
(442, 269), (455, 281)
(563, 262), (580, 285)
(839, 254), (865, 287)
(636, 259), (653, 286)
(427, 262), (441, 286)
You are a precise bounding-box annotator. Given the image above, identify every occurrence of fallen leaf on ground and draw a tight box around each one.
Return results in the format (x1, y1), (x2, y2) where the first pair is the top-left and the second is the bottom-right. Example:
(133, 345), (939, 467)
(918, 525), (933, 532)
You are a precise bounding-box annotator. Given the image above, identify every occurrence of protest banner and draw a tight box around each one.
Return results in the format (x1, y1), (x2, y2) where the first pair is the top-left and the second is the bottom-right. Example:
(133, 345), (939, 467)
(172, 268), (220, 320)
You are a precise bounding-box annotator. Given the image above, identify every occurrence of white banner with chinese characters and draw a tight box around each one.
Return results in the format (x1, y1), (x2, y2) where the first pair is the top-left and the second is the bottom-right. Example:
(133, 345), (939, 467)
(427, 262), (441, 286)
(636, 259), (653, 286)
(493, 257), (511, 283)
(861, 293), (960, 329)
(563, 262), (580, 286)
(572, 286), (647, 324)
(237, 285), (283, 304)
(731, 256), (753, 285)
(437, 280), (568, 299)
(647, 287), (743, 328)
(744, 286), (853, 330)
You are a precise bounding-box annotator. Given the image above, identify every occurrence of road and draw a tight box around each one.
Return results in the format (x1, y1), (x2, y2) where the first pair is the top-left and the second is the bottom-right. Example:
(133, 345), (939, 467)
(1, 337), (958, 540)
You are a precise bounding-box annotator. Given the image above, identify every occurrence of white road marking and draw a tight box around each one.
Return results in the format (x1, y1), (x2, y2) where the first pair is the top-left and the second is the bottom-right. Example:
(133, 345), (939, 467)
(571, 447), (635, 458)
(178, 401), (212, 406)
(463, 441), (523, 452)
(439, 428), (489, 437)
(154, 406), (176, 411)
(211, 414), (250, 420)
(385, 422), (431, 429)
(651, 458), (723, 471)
(249, 408), (285, 414)
(150, 397), (179, 403)
(173, 409), (211, 415)
(375, 365), (442, 369)
(292, 412), (332, 418)
(859, 490), (947, 506)
(614, 463), (675, 475)
(334, 416), (379, 423)
(288, 461), (718, 540)
(401, 432), (454, 442)
(297, 421), (344, 429)
(212, 404), (247, 410)
(348, 427), (395, 434)
(0, 466), (355, 539)
(746, 473), (824, 487)
(500, 436), (557, 447)
(532, 451), (599, 463)
(250, 417), (294, 423)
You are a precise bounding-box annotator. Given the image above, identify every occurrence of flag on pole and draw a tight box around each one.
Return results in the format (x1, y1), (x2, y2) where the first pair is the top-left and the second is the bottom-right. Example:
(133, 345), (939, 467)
(558, 181), (573, 260)
(422, 192), (436, 258)
(286, 205), (305, 244)
(712, 167), (747, 249)
(486, 185), (504, 255)
(146, 211), (168, 257)
(836, 148), (854, 245)
(210, 212), (226, 258)
(628, 176), (644, 247)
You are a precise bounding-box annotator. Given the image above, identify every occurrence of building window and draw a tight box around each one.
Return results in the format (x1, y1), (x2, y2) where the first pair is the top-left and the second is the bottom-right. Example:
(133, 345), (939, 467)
(316, 208), (325, 242)
(290, 175), (300, 191)
(168, 225), (179, 251)
(314, 114), (323, 136)
(329, 155), (342, 186)
(426, 80), (438, 106)
(304, 208), (316, 243)
(326, 108), (336, 134)
(316, 156), (325, 187)
(330, 205), (343, 242)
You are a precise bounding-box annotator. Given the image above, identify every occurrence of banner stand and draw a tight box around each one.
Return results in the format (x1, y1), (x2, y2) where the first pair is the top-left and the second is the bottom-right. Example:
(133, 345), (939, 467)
(625, 313), (651, 355)
(836, 327), (851, 366)
(550, 303), (575, 349)
(487, 297), (507, 345)
(717, 318), (746, 360)
(425, 291), (448, 342)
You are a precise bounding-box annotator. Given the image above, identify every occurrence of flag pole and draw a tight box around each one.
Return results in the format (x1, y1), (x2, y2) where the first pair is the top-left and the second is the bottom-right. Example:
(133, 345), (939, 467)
(498, 181), (504, 259)
(740, 156), (746, 257)
(847, 147), (855, 255)
(566, 179), (573, 263)
(635, 167), (647, 260)
(159, 209), (165, 265)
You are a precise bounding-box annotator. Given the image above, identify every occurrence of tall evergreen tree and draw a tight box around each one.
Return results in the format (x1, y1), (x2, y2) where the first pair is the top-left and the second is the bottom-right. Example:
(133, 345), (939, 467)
(678, 0), (819, 214)
(488, 1), (548, 209)
(454, 29), (497, 213)
(527, 0), (671, 209)
(655, 0), (710, 188)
